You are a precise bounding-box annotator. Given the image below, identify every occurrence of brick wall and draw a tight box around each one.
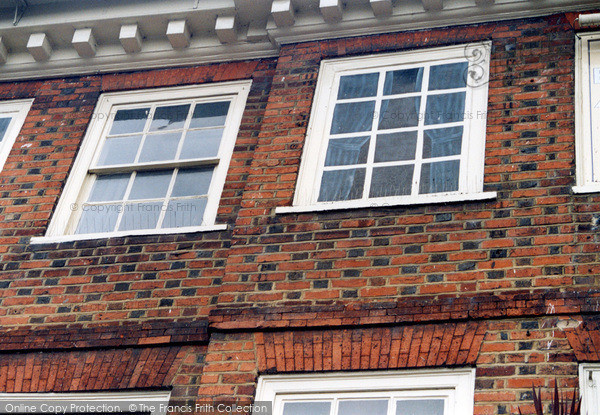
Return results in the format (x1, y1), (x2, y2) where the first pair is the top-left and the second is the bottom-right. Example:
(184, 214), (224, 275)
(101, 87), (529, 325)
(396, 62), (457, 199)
(0, 11), (598, 415)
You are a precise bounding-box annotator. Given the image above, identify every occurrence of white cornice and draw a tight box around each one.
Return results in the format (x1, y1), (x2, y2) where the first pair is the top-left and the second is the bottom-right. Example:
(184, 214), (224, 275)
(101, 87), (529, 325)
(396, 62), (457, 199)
(0, 0), (596, 81)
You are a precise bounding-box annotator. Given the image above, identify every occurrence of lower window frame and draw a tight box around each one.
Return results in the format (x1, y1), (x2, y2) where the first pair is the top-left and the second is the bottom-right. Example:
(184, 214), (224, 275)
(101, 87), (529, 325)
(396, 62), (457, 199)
(255, 368), (476, 415)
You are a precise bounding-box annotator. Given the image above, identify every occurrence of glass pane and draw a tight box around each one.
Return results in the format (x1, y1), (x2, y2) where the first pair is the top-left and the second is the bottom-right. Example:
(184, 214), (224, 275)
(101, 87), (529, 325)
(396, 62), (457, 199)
(423, 127), (463, 159)
(370, 165), (414, 198)
(339, 400), (388, 415)
(162, 198), (207, 228)
(419, 160), (460, 194)
(138, 132), (182, 163)
(318, 168), (365, 202)
(429, 62), (468, 90)
(172, 167), (213, 197)
(424, 93), (465, 125)
(383, 68), (423, 95)
(179, 128), (223, 159)
(97, 135), (142, 166)
(337, 73), (379, 99)
(325, 136), (370, 166)
(331, 102), (375, 134)
(150, 104), (190, 131)
(118, 201), (163, 231)
(128, 170), (172, 200)
(88, 174), (130, 202)
(109, 108), (149, 135)
(0, 117), (11, 141)
(75, 203), (120, 234)
(283, 402), (331, 415)
(190, 102), (230, 128)
(374, 131), (418, 162)
(378, 97), (421, 129)
(396, 399), (444, 415)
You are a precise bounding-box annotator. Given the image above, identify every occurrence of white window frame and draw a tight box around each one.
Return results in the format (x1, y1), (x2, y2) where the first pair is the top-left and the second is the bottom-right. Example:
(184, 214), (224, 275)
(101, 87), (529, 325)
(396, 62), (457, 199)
(575, 32), (600, 193)
(0, 99), (33, 173)
(276, 42), (495, 214)
(580, 363), (600, 415)
(32, 81), (251, 244)
(255, 369), (476, 415)
(0, 391), (171, 415)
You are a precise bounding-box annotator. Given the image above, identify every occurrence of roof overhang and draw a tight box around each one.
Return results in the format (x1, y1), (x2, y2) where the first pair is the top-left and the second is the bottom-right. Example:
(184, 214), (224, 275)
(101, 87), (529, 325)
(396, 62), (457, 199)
(0, 0), (596, 81)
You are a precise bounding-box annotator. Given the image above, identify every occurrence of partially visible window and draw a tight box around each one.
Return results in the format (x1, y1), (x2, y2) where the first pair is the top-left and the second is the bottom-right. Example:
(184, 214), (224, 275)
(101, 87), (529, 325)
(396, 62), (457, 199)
(0, 391), (170, 415)
(281, 43), (493, 214)
(580, 363), (600, 415)
(575, 33), (600, 193)
(255, 369), (475, 415)
(41, 81), (250, 241)
(0, 99), (33, 172)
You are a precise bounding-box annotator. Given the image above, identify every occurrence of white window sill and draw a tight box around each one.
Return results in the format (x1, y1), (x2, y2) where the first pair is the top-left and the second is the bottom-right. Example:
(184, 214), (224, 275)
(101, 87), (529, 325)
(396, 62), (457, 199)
(29, 224), (228, 245)
(275, 191), (497, 214)
(572, 184), (600, 194)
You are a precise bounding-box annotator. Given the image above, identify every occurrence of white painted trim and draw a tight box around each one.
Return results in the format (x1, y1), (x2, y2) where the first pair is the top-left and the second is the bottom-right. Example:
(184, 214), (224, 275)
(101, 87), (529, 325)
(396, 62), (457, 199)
(291, 42), (490, 211)
(575, 32), (600, 189)
(30, 224), (228, 245)
(0, 391), (171, 415)
(580, 363), (600, 415)
(276, 191), (497, 214)
(0, 99), (34, 173)
(255, 369), (476, 415)
(44, 81), (251, 240)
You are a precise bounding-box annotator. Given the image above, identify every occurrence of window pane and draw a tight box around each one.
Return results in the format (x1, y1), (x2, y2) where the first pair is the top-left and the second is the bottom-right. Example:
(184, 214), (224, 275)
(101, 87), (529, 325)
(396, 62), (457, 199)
(429, 62), (468, 90)
(172, 167), (213, 197)
(424, 93), (465, 125)
(383, 68), (423, 95)
(88, 174), (130, 202)
(318, 168), (365, 202)
(419, 160), (460, 194)
(109, 108), (149, 135)
(190, 101), (230, 128)
(331, 102), (375, 134)
(378, 97), (421, 129)
(75, 203), (120, 234)
(423, 127), (463, 159)
(283, 402), (331, 415)
(325, 136), (370, 166)
(370, 165), (414, 198)
(128, 170), (172, 200)
(138, 132), (182, 163)
(119, 202), (163, 231)
(179, 128), (223, 159)
(97, 135), (142, 166)
(0, 117), (11, 141)
(337, 73), (379, 99)
(162, 198), (207, 228)
(396, 399), (444, 415)
(339, 400), (388, 415)
(374, 131), (418, 162)
(150, 104), (190, 131)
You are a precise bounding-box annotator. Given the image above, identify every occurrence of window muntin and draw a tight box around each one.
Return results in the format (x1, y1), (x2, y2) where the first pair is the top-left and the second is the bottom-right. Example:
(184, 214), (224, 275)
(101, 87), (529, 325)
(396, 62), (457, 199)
(255, 369), (475, 415)
(0, 100), (33, 173)
(42, 81), (250, 240)
(290, 43), (491, 211)
(575, 33), (600, 192)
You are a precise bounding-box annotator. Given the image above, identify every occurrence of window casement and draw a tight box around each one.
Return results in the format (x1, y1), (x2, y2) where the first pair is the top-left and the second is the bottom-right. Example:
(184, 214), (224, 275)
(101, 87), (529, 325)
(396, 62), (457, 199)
(0, 391), (170, 415)
(0, 99), (33, 173)
(277, 42), (495, 214)
(35, 81), (250, 243)
(255, 369), (476, 415)
(575, 32), (600, 193)
(581, 363), (600, 415)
